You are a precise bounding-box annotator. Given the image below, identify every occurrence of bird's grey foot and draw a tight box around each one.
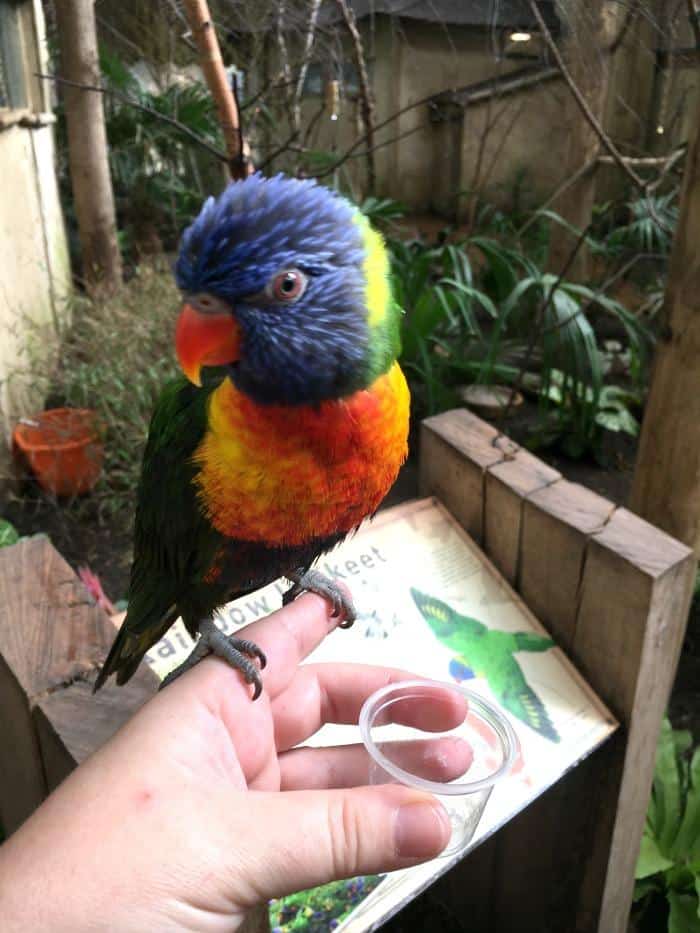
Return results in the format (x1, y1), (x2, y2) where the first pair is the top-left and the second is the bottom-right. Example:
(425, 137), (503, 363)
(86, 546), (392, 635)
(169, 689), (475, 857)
(159, 618), (267, 698)
(283, 568), (356, 628)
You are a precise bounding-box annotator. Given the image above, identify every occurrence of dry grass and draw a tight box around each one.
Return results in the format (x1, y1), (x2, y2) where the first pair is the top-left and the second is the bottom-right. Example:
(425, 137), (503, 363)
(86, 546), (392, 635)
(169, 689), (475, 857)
(47, 261), (180, 522)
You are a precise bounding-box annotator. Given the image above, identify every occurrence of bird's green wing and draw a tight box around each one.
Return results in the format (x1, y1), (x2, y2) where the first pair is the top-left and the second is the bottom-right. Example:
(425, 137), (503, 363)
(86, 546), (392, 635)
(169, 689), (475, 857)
(513, 632), (555, 653)
(410, 588), (459, 625)
(499, 660), (560, 743)
(94, 376), (220, 689)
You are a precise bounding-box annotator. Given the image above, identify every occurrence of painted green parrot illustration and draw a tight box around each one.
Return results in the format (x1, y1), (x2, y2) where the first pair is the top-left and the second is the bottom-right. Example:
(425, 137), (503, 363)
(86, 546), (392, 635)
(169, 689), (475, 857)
(411, 588), (560, 743)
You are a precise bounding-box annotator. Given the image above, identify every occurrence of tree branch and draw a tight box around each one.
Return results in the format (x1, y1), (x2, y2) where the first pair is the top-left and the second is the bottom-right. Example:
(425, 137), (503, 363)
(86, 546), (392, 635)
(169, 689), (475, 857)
(597, 147), (686, 168)
(181, 0), (249, 179)
(687, 0), (700, 49)
(335, 0), (377, 192)
(607, 0), (641, 53)
(291, 0), (322, 132)
(528, 0), (645, 189)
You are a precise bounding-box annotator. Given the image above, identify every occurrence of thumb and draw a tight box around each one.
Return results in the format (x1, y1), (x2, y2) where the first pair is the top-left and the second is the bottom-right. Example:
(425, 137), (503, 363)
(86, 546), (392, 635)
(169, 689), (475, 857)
(231, 785), (450, 904)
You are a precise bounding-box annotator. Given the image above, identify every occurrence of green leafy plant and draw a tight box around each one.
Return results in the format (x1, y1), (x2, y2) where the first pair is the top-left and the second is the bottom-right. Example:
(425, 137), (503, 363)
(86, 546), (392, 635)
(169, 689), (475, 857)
(380, 217), (651, 456)
(388, 235), (509, 415)
(357, 196), (406, 230)
(269, 875), (384, 932)
(633, 718), (700, 933)
(0, 519), (19, 548)
(56, 48), (224, 264)
(491, 272), (649, 458)
(605, 191), (679, 258)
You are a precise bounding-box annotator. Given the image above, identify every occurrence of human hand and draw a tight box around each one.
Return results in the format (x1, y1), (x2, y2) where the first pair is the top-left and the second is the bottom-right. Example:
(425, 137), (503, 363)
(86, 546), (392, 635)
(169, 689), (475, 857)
(0, 593), (471, 932)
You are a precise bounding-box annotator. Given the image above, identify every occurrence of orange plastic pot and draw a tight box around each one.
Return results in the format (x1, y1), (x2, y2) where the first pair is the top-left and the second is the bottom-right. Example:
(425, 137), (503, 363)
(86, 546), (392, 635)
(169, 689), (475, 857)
(13, 408), (103, 497)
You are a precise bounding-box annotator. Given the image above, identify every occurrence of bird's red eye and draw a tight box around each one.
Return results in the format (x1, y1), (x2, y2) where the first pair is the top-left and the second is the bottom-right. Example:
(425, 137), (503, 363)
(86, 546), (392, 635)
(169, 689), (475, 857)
(269, 269), (307, 302)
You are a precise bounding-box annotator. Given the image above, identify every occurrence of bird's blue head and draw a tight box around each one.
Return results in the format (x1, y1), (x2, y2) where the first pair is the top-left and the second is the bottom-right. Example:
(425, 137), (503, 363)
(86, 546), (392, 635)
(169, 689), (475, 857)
(173, 173), (398, 405)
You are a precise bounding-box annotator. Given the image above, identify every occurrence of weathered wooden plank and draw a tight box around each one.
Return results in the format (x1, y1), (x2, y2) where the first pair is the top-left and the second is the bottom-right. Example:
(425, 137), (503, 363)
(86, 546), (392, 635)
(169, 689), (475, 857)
(419, 409), (515, 542)
(484, 450), (561, 584)
(0, 534), (113, 695)
(34, 671), (156, 789)
(572, 509), (694, 933)
(0, 534), (121, 831)
(519, 480), (615, 653)
(0, 653), (46, 833)
(453, 740), (620, 932)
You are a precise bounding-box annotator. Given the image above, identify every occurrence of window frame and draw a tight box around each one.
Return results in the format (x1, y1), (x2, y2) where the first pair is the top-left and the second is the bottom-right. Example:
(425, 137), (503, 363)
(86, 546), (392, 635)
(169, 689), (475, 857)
(0, 0), (48, 126)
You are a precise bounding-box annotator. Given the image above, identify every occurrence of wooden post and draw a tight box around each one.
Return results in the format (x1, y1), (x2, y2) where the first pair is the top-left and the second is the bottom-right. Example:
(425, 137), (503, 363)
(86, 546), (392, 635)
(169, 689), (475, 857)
(0, 535), (155, 831)
(629, 106), (700, 555)
(420, 409), (695, 933)
(419, 408), (518, 543)
(53, 0), (122, 296)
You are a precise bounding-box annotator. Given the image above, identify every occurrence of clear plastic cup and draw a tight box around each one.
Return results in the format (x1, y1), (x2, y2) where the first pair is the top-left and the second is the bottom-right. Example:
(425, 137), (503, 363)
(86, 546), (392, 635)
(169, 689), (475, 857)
(359, 679), (518, 856)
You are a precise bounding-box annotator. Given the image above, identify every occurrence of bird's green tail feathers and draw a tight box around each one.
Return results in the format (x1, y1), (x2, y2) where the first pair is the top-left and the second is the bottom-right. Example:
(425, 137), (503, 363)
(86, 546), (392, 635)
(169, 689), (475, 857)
(93, 602), (179, 692)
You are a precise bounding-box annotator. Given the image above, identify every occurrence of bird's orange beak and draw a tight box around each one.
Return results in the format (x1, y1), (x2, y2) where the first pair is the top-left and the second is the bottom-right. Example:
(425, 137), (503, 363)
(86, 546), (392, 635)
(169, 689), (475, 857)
(175, 303), (241, 387)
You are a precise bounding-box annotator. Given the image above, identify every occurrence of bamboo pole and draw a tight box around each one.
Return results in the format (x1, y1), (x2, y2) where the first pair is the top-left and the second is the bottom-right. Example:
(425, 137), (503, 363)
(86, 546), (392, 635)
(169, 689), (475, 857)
(181, 0), (250, 180)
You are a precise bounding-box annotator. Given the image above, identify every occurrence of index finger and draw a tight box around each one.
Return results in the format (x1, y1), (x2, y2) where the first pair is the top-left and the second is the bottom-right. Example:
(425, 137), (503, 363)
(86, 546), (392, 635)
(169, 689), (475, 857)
(230, 590), (343, 698)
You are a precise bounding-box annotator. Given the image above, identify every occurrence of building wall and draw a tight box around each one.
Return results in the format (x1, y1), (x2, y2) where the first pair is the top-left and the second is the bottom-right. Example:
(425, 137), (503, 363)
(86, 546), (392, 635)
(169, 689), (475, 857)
(382, 19), (574, 216)
(0, 0), (71, 486)
(292, 17), (576, 216)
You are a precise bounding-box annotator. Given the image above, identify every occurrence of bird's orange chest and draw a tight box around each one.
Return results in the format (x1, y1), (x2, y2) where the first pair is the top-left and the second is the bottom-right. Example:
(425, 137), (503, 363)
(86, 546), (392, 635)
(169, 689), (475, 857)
(193, 363), (410, 546)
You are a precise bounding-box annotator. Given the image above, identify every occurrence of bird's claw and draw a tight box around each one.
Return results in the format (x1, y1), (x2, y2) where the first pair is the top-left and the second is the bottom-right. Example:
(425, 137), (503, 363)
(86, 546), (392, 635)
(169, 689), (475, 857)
(159, 620), (266, 699)
(283, 568), (356, 627)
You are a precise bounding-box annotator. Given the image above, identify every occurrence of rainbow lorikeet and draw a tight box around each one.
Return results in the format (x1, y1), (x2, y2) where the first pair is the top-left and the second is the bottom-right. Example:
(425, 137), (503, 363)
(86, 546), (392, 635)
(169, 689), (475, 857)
(94, 174), (409, 698)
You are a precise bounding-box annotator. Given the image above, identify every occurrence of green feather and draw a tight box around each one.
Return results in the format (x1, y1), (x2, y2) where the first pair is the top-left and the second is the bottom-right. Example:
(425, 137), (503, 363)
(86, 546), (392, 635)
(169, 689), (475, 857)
(94, 377), (222, 689)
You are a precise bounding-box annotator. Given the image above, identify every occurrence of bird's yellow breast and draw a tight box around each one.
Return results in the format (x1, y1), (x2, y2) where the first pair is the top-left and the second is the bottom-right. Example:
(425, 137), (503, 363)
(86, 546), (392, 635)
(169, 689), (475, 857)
(192, 362), (410, 547)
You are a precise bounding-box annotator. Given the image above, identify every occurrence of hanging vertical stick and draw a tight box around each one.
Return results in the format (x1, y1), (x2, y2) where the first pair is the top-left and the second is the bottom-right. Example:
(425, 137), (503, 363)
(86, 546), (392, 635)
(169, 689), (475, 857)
(335, 0), (376, 194)
(181, 0), (250, 180)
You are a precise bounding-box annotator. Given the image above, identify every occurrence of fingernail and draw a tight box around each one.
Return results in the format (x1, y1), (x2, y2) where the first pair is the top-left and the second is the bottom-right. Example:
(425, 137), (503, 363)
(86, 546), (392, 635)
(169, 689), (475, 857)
(394, 800), (450, 858)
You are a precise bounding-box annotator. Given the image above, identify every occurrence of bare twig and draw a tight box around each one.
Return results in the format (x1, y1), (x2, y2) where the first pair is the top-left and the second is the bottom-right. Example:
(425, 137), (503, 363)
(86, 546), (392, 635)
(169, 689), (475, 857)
(335, 0), (377, 192)
(539, 252), (666, 337)
(597, 147), (686, 168)
(256, 128), (300, 173)
(607, 0), (642, 53)
(36, 72), (228, 162)
(468, 100), (527, 226)
(687, 0), (700, 48)
(240, 75), (297, 112)
(302, 98), (327, 147)
(159, 0), (198, 51)
(292, 0), (322, 132)
(276, 1), (294, 130)
(528, 0), (645, 190)
(646, 144), (687, 192)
